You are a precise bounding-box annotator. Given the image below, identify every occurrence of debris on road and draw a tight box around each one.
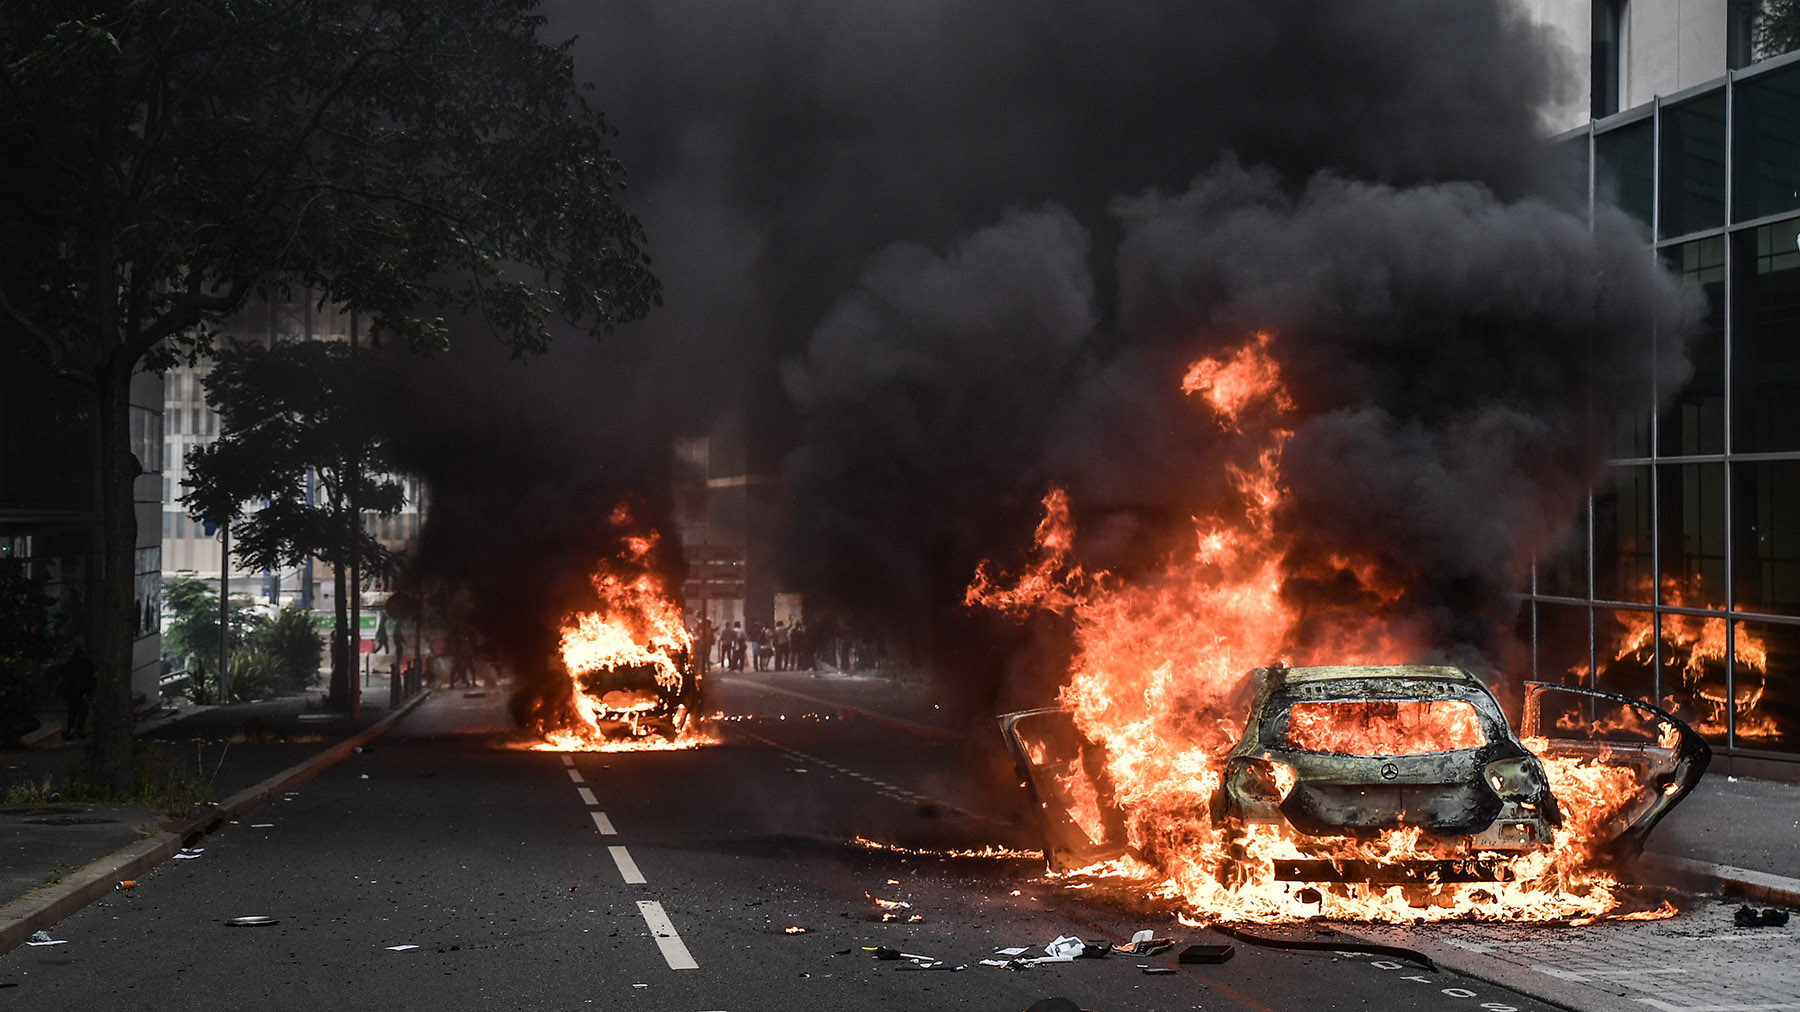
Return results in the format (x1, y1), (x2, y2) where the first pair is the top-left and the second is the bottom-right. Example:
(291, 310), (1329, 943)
(224, 916), (278, 926)
(116, 879), (136, 889)
(1142, 966), (1178, 975)
(384, 944), (420, 951)
(25, 931), (65, 946)
(1113, 929), (1173, 955)
(784, 925), (809, 934)
(1179, 943), (1234, 964)
(1734, 905), (1791, 927)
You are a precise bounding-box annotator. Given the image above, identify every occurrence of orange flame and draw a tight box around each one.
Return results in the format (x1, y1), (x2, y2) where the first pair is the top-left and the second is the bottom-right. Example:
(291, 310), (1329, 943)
(530, 510), (713, 752)
(972, 332), (1662, 922)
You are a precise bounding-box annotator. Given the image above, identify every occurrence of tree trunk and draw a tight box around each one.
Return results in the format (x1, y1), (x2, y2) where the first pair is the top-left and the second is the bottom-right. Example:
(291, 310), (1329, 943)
(330, 557), (349, 709)
(86, 362), (140, 789)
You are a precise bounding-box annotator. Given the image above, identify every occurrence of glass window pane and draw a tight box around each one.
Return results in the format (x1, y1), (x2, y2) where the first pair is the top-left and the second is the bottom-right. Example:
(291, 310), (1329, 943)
(1595, 118), (1654, 231)
(1537, 497), (1590, 598)
(1727, 619), (1798, 752)
(1594, 607), (1658, 703)
(1732, 61), (1800, 223)
(1730, 216), (1800, 452)
(1656, 612), (1733, 746)
(1534, 602), (1593, 687)
(1659, 89), (1726, 238)
(1658, 238), (1725, 455)
(1658, 462), (1727, 607)
(1732, 460), (1800, 616)
(1595, 465), (1654, 602)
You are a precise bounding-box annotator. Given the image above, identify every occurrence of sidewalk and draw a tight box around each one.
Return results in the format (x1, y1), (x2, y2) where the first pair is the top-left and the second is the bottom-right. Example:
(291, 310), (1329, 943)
(0, 670), (427, 952)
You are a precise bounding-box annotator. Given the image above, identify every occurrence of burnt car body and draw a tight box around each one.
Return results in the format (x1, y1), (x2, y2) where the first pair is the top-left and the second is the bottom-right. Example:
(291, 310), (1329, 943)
(571, 649), (702, 740)
(999, 664), (1709, 879)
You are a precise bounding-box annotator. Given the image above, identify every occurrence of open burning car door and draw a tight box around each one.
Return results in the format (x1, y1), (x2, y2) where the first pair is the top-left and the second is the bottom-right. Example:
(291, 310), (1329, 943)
(997, 708), (1130, 870)
(1520, 681), (1711, 857)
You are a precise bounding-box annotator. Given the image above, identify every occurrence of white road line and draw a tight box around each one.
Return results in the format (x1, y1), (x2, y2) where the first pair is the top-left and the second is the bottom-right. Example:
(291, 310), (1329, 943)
(610, 845), (646, 883)
(637, 900), (698, 970)
(591, 811), (617, 835)
(560, 754), (574, 767)
(577, 787), (598, 806)
(567, 768), (585, 784)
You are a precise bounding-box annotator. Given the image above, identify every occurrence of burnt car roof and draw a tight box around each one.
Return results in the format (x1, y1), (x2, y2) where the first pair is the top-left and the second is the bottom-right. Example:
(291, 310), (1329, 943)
(1277, 664), (1482, 685)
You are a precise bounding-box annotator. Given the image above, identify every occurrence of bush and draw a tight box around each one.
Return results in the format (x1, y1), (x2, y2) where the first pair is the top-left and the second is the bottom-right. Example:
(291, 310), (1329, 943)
(248, 606), (323, 696)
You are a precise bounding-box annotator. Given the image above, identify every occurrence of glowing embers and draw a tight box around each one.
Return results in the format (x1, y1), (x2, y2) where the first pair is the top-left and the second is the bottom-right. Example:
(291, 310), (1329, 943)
(1281, 699), (1486, 756)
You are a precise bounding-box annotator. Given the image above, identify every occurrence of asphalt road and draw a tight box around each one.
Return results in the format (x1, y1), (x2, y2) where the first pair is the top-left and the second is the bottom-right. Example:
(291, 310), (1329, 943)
(0, 681), (1562, 1011)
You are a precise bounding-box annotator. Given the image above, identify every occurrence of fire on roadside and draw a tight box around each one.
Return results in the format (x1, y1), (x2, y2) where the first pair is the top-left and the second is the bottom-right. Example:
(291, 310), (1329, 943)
(969, 331), (1687, 923)
(527, 506), (715, 752)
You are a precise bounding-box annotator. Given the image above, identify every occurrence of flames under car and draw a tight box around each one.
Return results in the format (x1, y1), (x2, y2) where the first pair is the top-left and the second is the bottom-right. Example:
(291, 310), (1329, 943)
(999, 664), (1710, 882)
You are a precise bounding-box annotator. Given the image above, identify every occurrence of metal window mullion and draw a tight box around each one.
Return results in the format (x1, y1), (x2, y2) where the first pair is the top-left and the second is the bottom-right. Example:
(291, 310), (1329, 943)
(1722, 69), (1739, 754)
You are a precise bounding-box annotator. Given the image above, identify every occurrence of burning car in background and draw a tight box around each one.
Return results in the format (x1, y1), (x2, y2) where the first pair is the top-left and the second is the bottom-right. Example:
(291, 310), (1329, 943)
(999, 663), (1709, 903)
(525, 512), (711, 750)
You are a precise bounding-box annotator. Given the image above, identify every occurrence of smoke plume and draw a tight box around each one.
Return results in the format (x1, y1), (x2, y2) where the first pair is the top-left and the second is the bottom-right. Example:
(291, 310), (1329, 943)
(368, 1), (1698, 721)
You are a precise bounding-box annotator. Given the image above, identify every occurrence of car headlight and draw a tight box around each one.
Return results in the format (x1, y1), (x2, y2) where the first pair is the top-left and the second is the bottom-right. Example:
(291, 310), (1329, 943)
(1231, 757), (1298, 803)
(1484, 756), (1547, 800)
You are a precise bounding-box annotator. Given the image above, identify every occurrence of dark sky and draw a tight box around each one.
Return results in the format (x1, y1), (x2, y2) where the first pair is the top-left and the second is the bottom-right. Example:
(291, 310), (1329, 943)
(374, 1), (1699, 714)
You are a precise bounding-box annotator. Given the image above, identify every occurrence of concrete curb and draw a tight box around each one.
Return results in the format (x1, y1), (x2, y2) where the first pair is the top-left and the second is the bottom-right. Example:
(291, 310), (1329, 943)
(0, 690), (431, 955)
(1637, 852), (1800, 909)
(1334, 924), (1643, 1012)
(719, 677), (962, 743)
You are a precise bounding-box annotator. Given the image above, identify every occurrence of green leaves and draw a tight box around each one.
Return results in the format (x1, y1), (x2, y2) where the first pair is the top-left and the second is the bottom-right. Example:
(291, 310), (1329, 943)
(182, 339), (404, 579)
(1, 0), (660, 379)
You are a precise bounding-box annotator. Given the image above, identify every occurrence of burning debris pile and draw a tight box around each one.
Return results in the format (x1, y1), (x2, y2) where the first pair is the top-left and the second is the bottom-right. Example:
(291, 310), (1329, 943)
(524, 506), (710, 751)
(973, 334), (1707, 923)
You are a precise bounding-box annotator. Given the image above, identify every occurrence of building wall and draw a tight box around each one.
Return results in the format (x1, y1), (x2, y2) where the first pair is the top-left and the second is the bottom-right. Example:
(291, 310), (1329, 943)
(1525, 27), (1800, 773)
(1622, 0), (1730, 110)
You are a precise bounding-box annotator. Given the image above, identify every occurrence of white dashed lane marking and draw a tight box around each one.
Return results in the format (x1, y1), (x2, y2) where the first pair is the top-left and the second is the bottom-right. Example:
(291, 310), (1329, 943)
(577, 787), (597, 806)
(637, 900), (698, 970)
(591, 811), (617, 835)
(566, 768), (585, 784)
(560, 754), (574, 767)
(610, 845), (646, 884)
(738, 729), (1008, 824)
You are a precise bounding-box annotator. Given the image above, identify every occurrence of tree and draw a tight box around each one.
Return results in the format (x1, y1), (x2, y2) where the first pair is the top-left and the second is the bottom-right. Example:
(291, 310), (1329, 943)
(0, 1), (660, 786)
(1757, 0), (1800, 59)
(182, 338), (404, 709)
(160, 572), (264, 703)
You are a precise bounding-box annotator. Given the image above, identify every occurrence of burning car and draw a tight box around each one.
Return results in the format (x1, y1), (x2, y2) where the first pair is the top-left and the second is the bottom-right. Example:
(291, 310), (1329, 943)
(999, 664), (1710, 886)
(565, 648), (701, 740)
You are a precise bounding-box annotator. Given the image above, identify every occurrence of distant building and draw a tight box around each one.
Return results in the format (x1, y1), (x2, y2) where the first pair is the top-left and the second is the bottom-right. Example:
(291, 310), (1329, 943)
(1519, 1), (1800, 774)
(160, 291), (425, 629)
(0, 332), (164, 706)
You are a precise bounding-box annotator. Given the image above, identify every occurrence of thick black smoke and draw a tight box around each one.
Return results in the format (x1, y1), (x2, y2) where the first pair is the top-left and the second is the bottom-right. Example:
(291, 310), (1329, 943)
(367, 2), (1697, 724)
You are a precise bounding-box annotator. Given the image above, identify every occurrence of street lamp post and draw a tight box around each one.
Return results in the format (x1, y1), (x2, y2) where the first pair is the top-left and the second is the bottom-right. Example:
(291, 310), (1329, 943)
(218, 522), (230, 704)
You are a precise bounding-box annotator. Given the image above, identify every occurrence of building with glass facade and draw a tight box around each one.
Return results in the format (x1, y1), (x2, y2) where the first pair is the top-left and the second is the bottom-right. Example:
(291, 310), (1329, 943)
(1521, 8), (1800, 776)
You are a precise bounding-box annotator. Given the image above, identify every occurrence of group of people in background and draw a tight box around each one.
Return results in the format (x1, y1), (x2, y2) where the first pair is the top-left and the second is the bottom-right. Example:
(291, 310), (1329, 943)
(693, 617), (816, 674)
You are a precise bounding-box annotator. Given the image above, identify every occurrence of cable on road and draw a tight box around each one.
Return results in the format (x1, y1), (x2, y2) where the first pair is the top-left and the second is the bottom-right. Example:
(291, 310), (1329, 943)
(1210, 923), (1438, 971)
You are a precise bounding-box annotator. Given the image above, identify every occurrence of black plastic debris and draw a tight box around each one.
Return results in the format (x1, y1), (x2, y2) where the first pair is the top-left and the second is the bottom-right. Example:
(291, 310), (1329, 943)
(1734, 905), (1790, 927)
(1024, 999), (1085, 1012)
(1180, 943), (1234, 964)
